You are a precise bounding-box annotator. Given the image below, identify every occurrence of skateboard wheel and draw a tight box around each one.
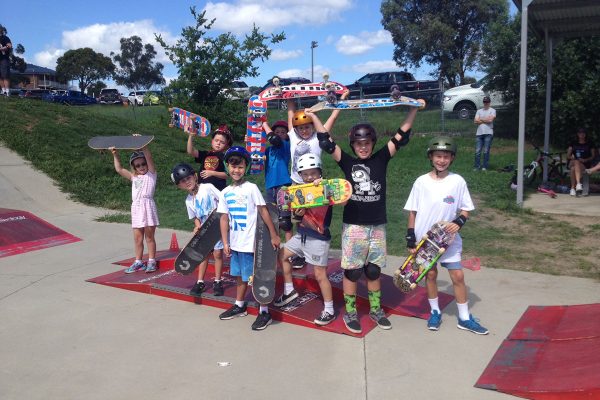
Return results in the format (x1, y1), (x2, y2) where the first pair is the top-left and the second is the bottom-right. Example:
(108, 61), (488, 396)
(438, 247), (446, 254)
(410, 283), (417, 290)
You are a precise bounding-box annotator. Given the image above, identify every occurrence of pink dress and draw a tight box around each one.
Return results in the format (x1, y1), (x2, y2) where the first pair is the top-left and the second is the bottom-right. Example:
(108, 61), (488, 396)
(130, 171), (159, 228)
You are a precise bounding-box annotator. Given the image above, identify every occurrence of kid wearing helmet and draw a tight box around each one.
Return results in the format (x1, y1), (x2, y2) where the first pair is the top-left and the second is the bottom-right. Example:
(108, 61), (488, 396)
(403, 137), (488, 335)
(171, 162), (225, 296)
(109, 144), (159, 274)
(186, 123), (233, 191)
(216, 146), (281, 331)
(274, 153), (337, 326)
(315, 101), (423, 335)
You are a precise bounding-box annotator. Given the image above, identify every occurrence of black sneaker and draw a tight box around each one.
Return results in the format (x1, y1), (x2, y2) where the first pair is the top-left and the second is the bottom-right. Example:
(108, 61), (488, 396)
(314, 310), (336, 326)
(290, 255), (306, 269)
(213, 280), (224, 296)
(251, 312), (272, 331)
(273, 290), (299, 307)
(343, 312), (362, 334)
(219, 303), (248, 320)
(190, 281), (205, 296)
(370, 308), (392, 330)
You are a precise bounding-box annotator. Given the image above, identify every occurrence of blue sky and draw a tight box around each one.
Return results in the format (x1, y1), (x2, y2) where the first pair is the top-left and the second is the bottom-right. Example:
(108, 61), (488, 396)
(3, 0), (505, 90)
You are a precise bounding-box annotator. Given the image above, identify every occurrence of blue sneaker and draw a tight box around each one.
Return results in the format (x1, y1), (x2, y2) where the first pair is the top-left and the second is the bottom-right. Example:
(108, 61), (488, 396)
(145, 260), (158, 273)
(457, 314), (489, 335)
(124, 260), (145, 274)
(427, 310), (442, 331)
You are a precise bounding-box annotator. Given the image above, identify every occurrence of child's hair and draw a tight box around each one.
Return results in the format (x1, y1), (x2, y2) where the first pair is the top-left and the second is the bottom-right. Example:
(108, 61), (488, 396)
(226, 155), (246, 167)
(213, 124), (234, 147)
(129, 151), (146, 175)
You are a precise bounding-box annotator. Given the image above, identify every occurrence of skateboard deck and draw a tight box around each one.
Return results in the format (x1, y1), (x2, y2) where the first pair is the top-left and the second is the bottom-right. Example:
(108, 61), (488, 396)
(279, 80), (347, 99)
(168, 107), (211, 137)
(309, 96), (425, 112)
(245, 95), (268, 175)
(174, 210), (223, 275)
(276, 178), (353, 211)
(250, 203), (279, 304)
(257, 77), (284, 101)
(88, 135), (154, 150)
(393, 222), (455, 293)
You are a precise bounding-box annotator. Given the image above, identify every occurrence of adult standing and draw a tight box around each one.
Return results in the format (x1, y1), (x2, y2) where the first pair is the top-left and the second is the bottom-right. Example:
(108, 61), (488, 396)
(0, 25), (12, 97)
(473, 96), (496, 171)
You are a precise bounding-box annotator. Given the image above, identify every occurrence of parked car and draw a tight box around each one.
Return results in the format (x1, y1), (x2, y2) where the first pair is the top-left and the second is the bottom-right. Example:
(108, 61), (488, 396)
(442, 76), (508, 119)
(346, 71), (440, 101)
(22, 89), (52, 100)
(220, 80), (251, 100)
(256, 77), (316, 109)
(142, 91), (161, 105)
(127, 90), (146, 105)
(99, 88), (122, 105)
(43, 90), (97, 105)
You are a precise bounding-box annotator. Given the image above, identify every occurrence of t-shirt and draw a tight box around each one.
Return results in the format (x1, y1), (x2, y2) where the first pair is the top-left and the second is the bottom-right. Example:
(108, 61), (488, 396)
(216, 181), (266, 253)
(265, 139), (291, 190)
(0, 36), (11, 60)
(475, 107), (496, 136)
(404, 172), (475, 263)
(289, 129), (321, 184)
(337, 146), (392, 225)
(569, 141), (595, 160)
(195, 150), (226, 191)
(185, 183), (221, 224)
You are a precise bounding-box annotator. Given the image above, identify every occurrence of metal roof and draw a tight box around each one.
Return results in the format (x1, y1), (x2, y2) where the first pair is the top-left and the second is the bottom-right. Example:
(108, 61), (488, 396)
(514, 0), (600, 38)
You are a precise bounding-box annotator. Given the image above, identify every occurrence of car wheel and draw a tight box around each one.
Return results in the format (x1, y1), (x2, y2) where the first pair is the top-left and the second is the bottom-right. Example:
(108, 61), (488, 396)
(454, 102), (475, 119)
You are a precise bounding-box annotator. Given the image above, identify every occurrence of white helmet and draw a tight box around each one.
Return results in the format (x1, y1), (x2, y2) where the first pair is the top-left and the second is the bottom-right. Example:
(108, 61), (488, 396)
(297, 153), (322, 172)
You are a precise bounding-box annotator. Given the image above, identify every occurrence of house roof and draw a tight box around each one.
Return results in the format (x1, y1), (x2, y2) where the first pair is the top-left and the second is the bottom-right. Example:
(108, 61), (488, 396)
(13, 63), (57, 75)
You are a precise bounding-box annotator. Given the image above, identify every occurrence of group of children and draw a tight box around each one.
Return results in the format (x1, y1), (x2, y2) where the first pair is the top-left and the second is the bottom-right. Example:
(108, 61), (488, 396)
(108, 96), (489, 335)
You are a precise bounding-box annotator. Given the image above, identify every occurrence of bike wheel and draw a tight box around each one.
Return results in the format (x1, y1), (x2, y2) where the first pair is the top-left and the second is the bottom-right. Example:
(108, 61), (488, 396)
(523, 165), (537, 186)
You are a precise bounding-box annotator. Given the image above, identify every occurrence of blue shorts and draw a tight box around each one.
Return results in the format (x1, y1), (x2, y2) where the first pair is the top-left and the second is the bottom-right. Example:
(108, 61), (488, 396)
(440, 261), (462, 270)
(230, 250), (254, 282)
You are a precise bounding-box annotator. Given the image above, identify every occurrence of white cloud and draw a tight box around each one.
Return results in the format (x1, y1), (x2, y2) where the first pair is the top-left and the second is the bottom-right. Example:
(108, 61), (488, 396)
(352, 60), (399, 74)
(270, 49), (303, 61)
(335, 30), (392, 55)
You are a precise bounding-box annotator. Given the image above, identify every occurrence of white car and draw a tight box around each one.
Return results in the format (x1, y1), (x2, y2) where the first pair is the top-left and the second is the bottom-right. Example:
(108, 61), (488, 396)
(443, 76), (508, 119)
(127, 90), (146, 105)
(220, 80), (250, 100)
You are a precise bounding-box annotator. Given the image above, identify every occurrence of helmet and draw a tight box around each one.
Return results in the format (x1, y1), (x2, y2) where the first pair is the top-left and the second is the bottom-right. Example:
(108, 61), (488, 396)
(171, 163), (196, 184)
(427, 136), (457, 156)
(349, 123), (377, 146)
(213, 124), (233, 147)
(292, 110), (311, 127)
(223, 146), (251, 174)
(272, 120), (288, 131)
(129, 151), (145, 166)
(297, 153), (322, 172)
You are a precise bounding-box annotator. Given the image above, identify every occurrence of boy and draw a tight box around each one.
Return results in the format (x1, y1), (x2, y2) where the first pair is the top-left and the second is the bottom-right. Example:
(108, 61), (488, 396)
(274, 153), (336, 326)
(171, 162), (224, 296)
(187, 124), (233, 191)
(217, 146), (281, 331)
(404, 137), (488, 335)
(314, 102), (422, 334)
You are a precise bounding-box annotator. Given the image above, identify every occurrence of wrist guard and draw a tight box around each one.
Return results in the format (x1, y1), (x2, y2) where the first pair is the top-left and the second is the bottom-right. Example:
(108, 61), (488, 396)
(452, 215), (467, 229)
(391, 129), (411, 149)
(267, 133), (283, 147)
(317, 131), (336, 154)
(406, 228), (416, 248)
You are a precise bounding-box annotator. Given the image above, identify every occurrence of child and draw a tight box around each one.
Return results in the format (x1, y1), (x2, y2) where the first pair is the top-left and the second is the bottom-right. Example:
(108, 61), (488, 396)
(314, 102), (422, 334)
(171, 162), (224, 296)
(216, 146), (281, 331)
(404, 137), (488, 335)
(274, 153), (336, 326)
(110, 145), (159, 273)
(187, 124), (233, 191)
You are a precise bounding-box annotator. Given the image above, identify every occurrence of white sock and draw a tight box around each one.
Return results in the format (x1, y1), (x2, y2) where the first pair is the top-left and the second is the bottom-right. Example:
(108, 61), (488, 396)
(197, 279), (204, 284)
(284, 282), (294, 295)
(324, 301), (334, 315)
(135, 259), (142, 264)
(457, 302), (470, 321)
(259, 305), (269, 313)
(428, 297), (440, 313)
(148, 258), (155, 263)
(235, 300), (245, 308)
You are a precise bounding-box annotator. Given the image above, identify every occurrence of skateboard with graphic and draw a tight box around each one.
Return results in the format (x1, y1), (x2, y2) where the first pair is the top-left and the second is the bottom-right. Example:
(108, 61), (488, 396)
(393, 222), (455, 293)
(250, 203), (279, 304)
(88, 135), (154, 150)
(309, 96), (425, 112)
(280, 74), (347, 99)
(168, 107), (211, 137)
(277, 179), (352, 211)
(174, 210), (223, 275)
(245, 95), (268, 175)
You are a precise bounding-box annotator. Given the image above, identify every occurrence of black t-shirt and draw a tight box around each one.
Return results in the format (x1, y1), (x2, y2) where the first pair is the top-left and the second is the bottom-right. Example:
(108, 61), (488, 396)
(337, 145), (392, 225)
(569, 141), (595, 160)
(0, 35), (11, 60)
(195, 150), (226, 191)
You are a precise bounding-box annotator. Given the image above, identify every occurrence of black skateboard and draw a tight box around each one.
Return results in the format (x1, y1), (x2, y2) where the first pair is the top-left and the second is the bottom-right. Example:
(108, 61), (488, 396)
(88, 135), (154, 150)
(250, 203), (279, 304)
(174, 210), (223, 275)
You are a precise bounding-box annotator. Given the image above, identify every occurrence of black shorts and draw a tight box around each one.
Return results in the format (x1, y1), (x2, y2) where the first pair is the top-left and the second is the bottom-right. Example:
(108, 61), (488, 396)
(0, 59), (10, 79)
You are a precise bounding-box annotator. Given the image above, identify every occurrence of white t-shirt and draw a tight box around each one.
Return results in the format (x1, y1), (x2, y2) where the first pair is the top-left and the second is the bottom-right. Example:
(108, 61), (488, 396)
(475, 107), (496, 136)
(288, 128), (322, 184)
(404, 172), (475, 263)
(216, 181), (266, 252)
(185, 183), (221, 224)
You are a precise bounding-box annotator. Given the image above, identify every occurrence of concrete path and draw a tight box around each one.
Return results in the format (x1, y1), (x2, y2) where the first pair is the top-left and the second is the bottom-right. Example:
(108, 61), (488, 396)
(1, 145), (598, 400)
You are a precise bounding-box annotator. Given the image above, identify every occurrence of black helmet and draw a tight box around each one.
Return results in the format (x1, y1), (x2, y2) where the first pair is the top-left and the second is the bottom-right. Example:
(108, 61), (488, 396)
(223, 146), (251, 174)
(129, 151), (145, 166)
(427, 136), (457, 156)
(349, 123), (377, 146)
(170, 163), (196, 184)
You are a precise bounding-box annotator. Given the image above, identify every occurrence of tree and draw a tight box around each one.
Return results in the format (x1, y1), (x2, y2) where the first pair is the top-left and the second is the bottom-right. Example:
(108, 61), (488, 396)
(111, 36), (165, 90)
(56, 48), (114, 93)
(380, 0), (508, 87)
(86, 81), (107, 97)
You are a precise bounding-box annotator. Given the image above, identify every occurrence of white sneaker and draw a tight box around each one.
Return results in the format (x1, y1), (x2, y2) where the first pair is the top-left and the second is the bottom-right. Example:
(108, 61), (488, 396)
(575, 183), (583, 191)
(570, 188), (576, 196)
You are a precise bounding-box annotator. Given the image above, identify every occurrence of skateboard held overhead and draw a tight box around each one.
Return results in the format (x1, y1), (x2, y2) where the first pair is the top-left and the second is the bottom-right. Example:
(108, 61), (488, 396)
(168, 107), (211, 137)
(277, 178), (352, 211)
(88, 135), (154, 150)
(174, 210), (223, 275)
(245, 95), (268, 174)
(308, 96), (425, 112)
(251, 203), (279, 304)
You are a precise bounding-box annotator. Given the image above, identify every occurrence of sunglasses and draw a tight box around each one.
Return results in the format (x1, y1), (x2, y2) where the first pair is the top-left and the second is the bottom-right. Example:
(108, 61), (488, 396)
(133, 161), (147, 168)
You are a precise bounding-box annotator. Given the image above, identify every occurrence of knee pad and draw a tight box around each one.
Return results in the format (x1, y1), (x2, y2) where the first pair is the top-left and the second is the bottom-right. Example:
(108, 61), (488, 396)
(363, 262), (381, 280)
(278, 216), (293, 232)
(344, 268), (363, 282)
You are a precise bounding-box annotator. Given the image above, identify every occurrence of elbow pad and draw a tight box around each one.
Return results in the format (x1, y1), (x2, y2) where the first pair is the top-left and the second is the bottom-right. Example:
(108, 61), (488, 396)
(317, 131), (336, 154)
(267, 133), (283, 147)
(391, 129), (411, 149)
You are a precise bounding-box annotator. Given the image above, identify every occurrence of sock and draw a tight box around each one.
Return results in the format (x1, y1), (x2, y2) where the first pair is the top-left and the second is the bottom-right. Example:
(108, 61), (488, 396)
(259, 305), (269, 314)
(148, 258), (155, 262)
(344, 294), (357, 313)
(324, 301), (334, 315)
(135, 259), (142, 264)
(214, 278), (221, 282)
(428, 297), (440, 313)
(235, 300), (245, 308)
(284, 282), (294, 295)
(457, 302), (470, 321)
(197, 279), (204, 284)
(368, 290), (381, 313)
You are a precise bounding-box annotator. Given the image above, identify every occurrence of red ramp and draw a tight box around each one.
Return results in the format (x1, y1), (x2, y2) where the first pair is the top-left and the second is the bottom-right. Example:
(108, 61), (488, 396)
(476, 304), (600, 399)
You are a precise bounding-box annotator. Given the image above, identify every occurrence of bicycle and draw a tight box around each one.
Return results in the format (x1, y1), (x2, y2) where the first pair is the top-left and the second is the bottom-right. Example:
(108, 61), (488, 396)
(510, 145), (568, 192)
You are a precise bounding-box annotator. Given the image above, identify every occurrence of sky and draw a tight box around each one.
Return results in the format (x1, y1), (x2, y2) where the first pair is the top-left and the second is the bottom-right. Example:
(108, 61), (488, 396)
(2, 0), (502, 91)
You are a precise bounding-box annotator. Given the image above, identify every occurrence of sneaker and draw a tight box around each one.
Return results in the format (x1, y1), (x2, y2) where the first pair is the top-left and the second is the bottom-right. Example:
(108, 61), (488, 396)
(369, 308), (392, 330)
(570, 188), (576, 196)
(575, 183), (583, 196)
(343, 312), (362, 334)
(212, 280), (224, 296)
(145, 260), (158, 273)
(427, 310), (442, 331)
(457, 314), (489, 335)
(314, 310), (336, 326)
(189, 281), (205, 296)
(290, 255), (306, 269)
(124, 261), (145, 274)
(274, 289), (299, 307)
(481, 167), (487, 171)
(251, 312), (272, 331)
(219, 303), (248, 320)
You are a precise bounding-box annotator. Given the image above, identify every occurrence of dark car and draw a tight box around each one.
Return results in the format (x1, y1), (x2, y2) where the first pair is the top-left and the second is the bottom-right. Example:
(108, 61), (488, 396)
(257, 77), (318, 110)
(43, 90), (97, 105)
(346, 71), (440, 100)
(22, 89), (52, 100)
(99, 88), (123, 105)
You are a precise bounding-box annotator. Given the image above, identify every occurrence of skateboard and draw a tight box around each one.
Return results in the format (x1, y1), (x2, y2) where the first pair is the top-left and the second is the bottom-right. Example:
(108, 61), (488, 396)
(88, 135), (154, 150)
(393, 222), (455, 293)
(280, 74), (347, 99)
(308, 96), (425, 112)
(257, 77), (284, 101)
(245, 95), (268, 175)
(250, 203), (279, 304)
(174, 210), (223, 275)
(276, 178), (353, 211)
(168, 107), (211, 137)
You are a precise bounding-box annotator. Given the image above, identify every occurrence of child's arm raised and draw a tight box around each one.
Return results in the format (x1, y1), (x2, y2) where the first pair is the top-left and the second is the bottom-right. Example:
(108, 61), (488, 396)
(387, 104), (422, 157)
(304, 109), (342, 163)
(286, 99), (296, 129)
(186, 125), (200, 158)
(322, 89), (349, 132)
(258, 205), (281, 250)
(110, 147), (133, 180)
(141, 145), (156, 174)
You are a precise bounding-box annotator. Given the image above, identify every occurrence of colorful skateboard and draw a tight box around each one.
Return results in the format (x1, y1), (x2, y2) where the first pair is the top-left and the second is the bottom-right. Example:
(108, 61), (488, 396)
(174, 210), (222, 275)
(88, 135), (154, 150)
(250, 203), (279, 304)
(168, 107), (211, 137)
(258, 77), (284, 101)
(245, 95), (268, 175)
(309, 96), (425, 112)
(276, 179), (353, 211)
(393, 222), (455, 293)
(280, 74), (347, 99)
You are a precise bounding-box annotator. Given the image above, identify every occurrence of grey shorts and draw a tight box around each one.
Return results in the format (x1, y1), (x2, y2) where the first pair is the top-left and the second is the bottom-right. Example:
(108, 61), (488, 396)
(284, 233), (330, 267)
